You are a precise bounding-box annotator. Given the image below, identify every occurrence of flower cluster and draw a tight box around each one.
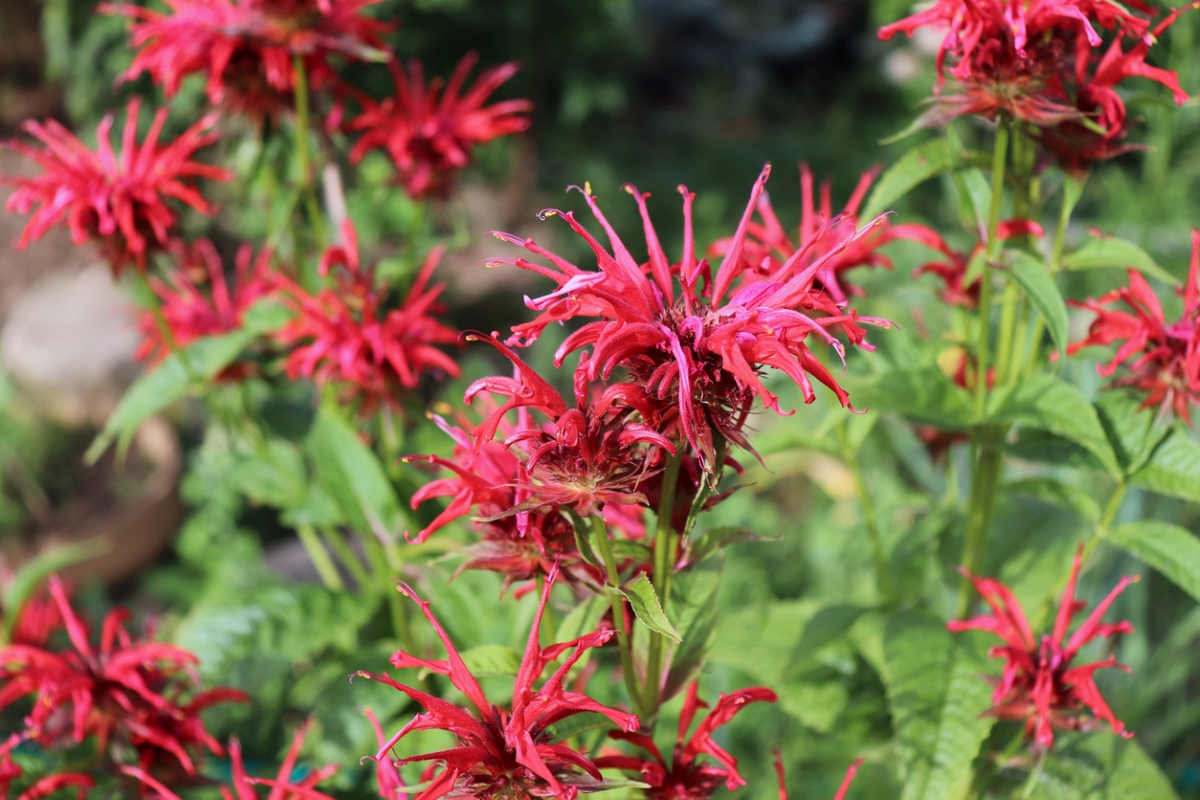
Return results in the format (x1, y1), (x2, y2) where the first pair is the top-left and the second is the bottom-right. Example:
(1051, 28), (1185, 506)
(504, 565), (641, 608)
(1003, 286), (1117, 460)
(347, 54), (533, 198)
(105, 0), (390, 117)
(0, 576), (247, 778)
(273, 220), (461, 411)
(950, 546), (1137, 748)
(1068, 230), (1200, 424)
(358, 569), (640, 800)
(2, 99), (229, 274)
(878, 0), (1189, 170)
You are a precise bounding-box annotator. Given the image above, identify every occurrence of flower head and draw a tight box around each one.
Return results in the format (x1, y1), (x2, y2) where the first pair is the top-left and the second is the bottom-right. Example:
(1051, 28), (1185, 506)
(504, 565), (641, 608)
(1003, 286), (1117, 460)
(106, 0), (389, 117)
(949, 545), (1137, 748)
(124, 721), (338, 800)
(594, 681), (776, 800)
(136, 239), (275, 367)
(274, 220), (461, 411)
(1068, 229), (1200, 425)
(489, 165), (889, 465)
(877, 0), (1188, 151)
(2, 99), (230, 274)
(709, 163), (945, 304)
(347, 54), (532, 198)
(0, 576), (248, 775)
(357, 568), (639, 800)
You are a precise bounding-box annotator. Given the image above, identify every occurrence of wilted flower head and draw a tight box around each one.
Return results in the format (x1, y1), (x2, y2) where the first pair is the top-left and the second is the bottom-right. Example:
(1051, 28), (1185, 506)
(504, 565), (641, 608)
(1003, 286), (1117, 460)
(274, 220), (461, 411)
(595, 681), (776, 800)
(877, 0), (1188, 157)
(0, 577), (247, 776)
(0, 733), (93, 800)
(347, 54), (532, 198)
(106, 0), (389, 117)
(2, 99), (229, 274)
(950, 545), (1137, 748)
(124, 721), (338, 800)
(709, 163), (945, 304)
(1068, 230), (1200, 425)
(489, 165), (889, 465)
(137, 239), (275, 366)
(357, 568), (639, 800)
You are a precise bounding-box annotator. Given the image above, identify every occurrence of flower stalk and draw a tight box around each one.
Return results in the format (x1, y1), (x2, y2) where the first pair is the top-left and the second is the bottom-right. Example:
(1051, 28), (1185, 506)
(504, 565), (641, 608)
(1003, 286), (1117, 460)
(585, 512), (644, 718)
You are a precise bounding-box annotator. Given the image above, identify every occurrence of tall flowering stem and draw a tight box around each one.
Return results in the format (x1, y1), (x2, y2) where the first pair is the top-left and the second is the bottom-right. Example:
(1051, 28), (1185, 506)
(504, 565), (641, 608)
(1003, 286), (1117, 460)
(583, 512), (644, 718)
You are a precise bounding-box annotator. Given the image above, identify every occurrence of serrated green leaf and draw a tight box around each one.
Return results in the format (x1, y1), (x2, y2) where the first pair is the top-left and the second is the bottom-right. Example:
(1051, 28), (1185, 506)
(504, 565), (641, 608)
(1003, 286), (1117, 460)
(1061, 237), (1180, 286)
(1132, 428), (1200, 503)
(853, 366), (975, 428)
(459, 644), (522, 676)
(619, 574), (681, 643)
(883, 613), (995, 800)
(987, 376), (1121, 477)
(862, 138), (952, 220)
(307, 405), (404, 538)
(2, 540), (109, 638)
(1004, 477), (1101, 522)
(87, 329), (254, 462)
(1110, 520), (1200, 603)
(663, 552), (724, 700)
(1095, 390), (1172, 476)
(1006, 251), (1069, 364)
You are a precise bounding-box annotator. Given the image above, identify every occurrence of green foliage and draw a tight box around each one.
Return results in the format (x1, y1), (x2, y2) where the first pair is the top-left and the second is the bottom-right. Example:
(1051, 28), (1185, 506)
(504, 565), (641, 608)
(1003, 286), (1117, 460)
(1110, 521), (1200, 603)
(1006, 251), (1069, 364)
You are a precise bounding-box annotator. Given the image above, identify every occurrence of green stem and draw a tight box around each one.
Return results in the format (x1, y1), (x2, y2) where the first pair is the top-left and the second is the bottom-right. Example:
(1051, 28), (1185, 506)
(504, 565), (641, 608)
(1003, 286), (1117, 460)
(1078, 481), (1128, 567)
(297, 524), (344, 591)
(958, 441), (1004, 618)
(644, 450), (684, 725)
(1024, 175), (1076, 376)
(291, 55), (326, 249)
(588, 513), (644, 719)
(974, 116), (1010, 418)
(837, 421), (893, 599)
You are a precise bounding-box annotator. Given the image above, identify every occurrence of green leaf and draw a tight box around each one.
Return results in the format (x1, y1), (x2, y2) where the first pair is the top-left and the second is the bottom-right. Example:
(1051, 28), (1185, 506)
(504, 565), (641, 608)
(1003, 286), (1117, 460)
(1110, 520), (1200, 603)
(87, 329), (253, 462)
(862, 138), (951, 220)
(774, 681), (849, 734)
(609, 539), (652, 564)
(619, 574), (681, 643)
(987, 376), (1121, 477)
(1061, 237), (1180, 286)
(459, 644), (522, 676)
(952, 166), (992, 232)
(1003, 477), (1101, 523)
(2, 540), (109, 638)
(240, 296), (294, 335)
(793, 604), (869, 661)
(1132, 428), (1200, 503)
(1095, 390), (1172, 475)
(1105, 738), (1180, 800)
(1026, 733), (1179, 800)
(663, 552), (724, 700)
(685, 526), (768, 566)
(853, 366), (975, 428)
(546, 711), (619, 744)
(883, 613), (995, 800)
(307, 405), (404, 538)
(231, 439), (307, 509)
(1006, 251), (1069, 364)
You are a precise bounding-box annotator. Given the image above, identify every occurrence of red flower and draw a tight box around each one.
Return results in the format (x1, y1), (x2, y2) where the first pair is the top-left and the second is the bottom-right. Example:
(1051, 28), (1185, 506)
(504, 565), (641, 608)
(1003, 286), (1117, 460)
(1068, 229), (1200, 425)
(594, 681), (776, 800)
(709, 163), (946, 304)
(347, 54), (532, 198)
(489, 165), (888, 465)
(365, 708), (405, 799)
(136, 239), (275, 366)
(124, 721), (338, 800)
(274, 220), (461, 411)
(105, 0), (389, 117)
(0, 574), (61, 648)
(0, 576), (248, 775)
(774, 752), (862, 800)
(357, 568), (639, 800)
(0, 733), (93, 800)
(949, 545), (1137, 748)
(2, 99), (230, 275)
(877, 0), (1186, 139)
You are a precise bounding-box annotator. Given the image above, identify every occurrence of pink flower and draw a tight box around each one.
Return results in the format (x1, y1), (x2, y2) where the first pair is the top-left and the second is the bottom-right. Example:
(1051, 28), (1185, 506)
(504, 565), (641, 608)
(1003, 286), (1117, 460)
(709, 163), (946, 304)
(136, 239), (275, 367)
(0, 576), (248, 775)
(489, 165), (889, 465)
(347, 54), (532, 198)
(2, 99), (230, 274)
(950, 545), (1137, 748)
(357, 568), (639, 800)
(124, 721), (338, 800)
(105, 0), (390, 118)
(1068, 229), (1200, 425)
(274, 220), (461, 411)
(0, 733), (93, 800)
(594, 681), (776, 800)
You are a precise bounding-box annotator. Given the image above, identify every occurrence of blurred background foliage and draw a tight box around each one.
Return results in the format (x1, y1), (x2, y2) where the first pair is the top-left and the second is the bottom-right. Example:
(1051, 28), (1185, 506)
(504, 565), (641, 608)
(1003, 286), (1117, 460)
(3, 0), (1200, 798)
